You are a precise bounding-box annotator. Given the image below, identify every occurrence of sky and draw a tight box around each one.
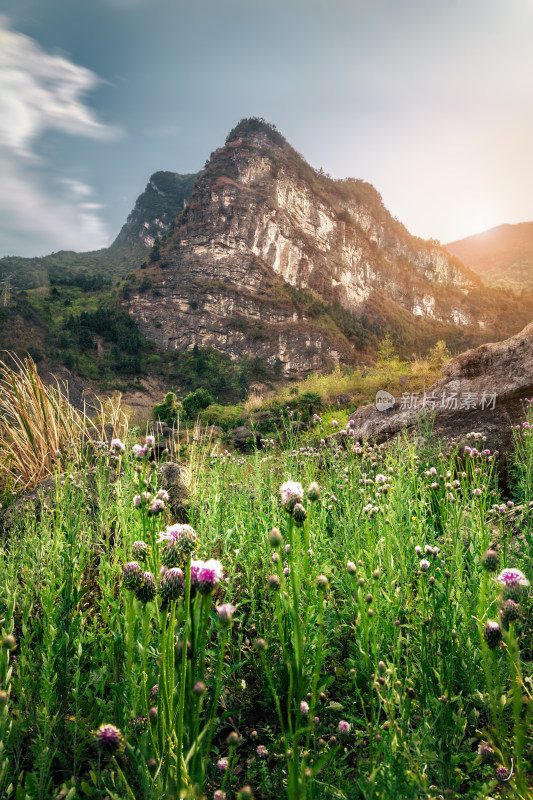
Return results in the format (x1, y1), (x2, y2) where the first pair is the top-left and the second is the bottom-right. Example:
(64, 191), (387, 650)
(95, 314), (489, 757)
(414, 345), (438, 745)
(0, 0), (532, 258)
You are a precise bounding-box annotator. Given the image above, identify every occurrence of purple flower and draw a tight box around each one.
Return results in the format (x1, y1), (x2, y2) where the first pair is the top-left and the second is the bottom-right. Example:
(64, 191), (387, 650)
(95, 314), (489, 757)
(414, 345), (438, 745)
(132, 443), (148, 459)
(146, 435), (155, 447)
(217, 757), (229, 771)
(158, 524), (198, 551)
(280, 481), (304, 511)
(419, 559), (430, 572)
(192, 559), (224, 594)
(300, 700), (309, 715)
(216, 603), (236, 627)
(110, 438), (125, 452)
(132, 540), (149, 561)
(495, 765), (510, 782)
(338, 720), (351, 734)
(496, 568), (529, 587)
(94, 723), (125, 755)
(256, 745), (268, 758)
(148, 498), (165, 516)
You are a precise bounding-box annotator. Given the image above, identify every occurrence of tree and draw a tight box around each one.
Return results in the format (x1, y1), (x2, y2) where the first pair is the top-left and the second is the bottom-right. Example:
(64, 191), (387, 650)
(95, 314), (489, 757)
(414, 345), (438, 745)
(429, 340), (451, 372)
(375, 334), (400, 389)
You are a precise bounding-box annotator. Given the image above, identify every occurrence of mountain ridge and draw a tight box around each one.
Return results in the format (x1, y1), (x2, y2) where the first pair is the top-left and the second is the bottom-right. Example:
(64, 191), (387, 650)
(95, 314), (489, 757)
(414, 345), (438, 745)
(446, 221), (533, 290)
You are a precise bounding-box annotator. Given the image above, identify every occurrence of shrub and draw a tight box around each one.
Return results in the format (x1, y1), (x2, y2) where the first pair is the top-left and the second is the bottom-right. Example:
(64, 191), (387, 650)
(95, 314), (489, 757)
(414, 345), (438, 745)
(199, 404), (245, 431)
(295, 390), (323, 422)
(182, 388), (214, 419)
(152, 392), (182, 424)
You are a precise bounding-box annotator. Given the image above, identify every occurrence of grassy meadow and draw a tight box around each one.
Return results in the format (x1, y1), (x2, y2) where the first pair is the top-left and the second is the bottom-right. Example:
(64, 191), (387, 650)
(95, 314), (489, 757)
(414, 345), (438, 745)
(0, 371), (532, 799)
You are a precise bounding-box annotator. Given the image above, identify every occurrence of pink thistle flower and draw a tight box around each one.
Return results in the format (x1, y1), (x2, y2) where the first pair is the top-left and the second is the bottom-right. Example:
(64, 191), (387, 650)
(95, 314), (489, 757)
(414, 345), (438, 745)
(192, 559), (224, 594)
(300, 700), (309, 715)
(216, 603), (236, 627)
(420, 559), (430, 572)
(338, 720), (351, 734)
(217, 757), (228, 772)
(256, 745), (268, 758)
(279, 481), (304, 511)
(497, 568), (529, 587)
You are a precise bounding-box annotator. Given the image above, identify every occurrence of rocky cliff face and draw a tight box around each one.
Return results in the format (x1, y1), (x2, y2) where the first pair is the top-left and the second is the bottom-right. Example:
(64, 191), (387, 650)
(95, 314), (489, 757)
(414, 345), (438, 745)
(110, 170), (200, 256)
(127, 119), (526, 374)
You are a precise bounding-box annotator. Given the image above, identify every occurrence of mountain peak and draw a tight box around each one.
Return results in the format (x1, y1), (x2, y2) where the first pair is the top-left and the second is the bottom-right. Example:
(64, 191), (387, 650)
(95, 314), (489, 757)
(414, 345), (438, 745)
(224, 117), (288, 149)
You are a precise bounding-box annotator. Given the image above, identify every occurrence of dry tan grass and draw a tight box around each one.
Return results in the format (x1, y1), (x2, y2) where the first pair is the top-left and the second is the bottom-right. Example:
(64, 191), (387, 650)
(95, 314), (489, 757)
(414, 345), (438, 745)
(0, 353), (127, 494)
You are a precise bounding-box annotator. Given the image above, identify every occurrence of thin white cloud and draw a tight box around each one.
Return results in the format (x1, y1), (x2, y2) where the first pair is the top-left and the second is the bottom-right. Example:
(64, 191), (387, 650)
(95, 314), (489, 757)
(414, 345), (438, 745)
(0, 18), (120, 255)
(0, 159), (110, 256)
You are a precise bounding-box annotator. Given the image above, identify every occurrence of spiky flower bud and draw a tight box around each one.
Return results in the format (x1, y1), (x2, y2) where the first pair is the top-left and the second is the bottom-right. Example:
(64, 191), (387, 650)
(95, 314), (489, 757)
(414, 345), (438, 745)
(227, 731), (242, 746)
(159, 567), (185, 601)
(149, 707), (158, 724)
(481, 549), (499, 573)
(268, 575), (281, 591)
(129, 715), (148, 734)
(268, 527), (283, 548)
(132, 540), (150, 562)
(122, 562), (143, 591)
(316, 574), (329, 591)
(237, 787), (254, 800)
(161, 539), (183, 568)
(495, 765), (510, 782)
(292, 503), (307, 525)
(307, 482), (320, 502)
(483, 620), (503, 649)
(150, 684), (158, 701)
(1, 634), (16, 651)
(500, 599), (521, 629)
(478, 741), (495, 764)
(254, 637), (267, 651)
(347, 561), (357, 575)
(136, 572), (157, 604)
(94, 723), (125, 755)
(193, 681), (207, 696)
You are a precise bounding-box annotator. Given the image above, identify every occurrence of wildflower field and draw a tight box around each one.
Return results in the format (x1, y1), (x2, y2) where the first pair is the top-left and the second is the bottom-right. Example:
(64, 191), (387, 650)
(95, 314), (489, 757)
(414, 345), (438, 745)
(1, 410), (533, 800)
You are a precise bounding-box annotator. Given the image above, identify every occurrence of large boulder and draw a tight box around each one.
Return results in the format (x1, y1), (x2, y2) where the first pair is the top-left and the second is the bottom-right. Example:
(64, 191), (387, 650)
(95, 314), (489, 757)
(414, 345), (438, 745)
(230, 426), (261, 452)
(158, 462), (191, 522)
(349, 322), (533, 474)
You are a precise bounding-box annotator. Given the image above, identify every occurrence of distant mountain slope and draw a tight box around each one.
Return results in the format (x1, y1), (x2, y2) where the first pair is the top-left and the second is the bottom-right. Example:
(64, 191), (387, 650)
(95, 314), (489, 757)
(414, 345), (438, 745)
(0, 171), (200, 290)
(446, 221), (533, 290)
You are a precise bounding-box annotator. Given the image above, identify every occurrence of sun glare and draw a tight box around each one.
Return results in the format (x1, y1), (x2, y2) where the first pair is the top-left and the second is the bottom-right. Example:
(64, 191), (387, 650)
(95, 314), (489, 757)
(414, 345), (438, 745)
(457, 203), (501, 240)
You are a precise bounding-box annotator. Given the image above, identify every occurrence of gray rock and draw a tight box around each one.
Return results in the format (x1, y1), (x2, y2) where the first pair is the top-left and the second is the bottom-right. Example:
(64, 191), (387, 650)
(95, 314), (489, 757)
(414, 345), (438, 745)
(349, 322), (533, 483)
(158, 462), (191, 522)
(231, 426), (260, 451)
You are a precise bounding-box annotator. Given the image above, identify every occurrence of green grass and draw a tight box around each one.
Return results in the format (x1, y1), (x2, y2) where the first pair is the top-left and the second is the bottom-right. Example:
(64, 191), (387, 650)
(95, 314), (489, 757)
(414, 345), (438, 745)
(0, 410), (532, 799)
